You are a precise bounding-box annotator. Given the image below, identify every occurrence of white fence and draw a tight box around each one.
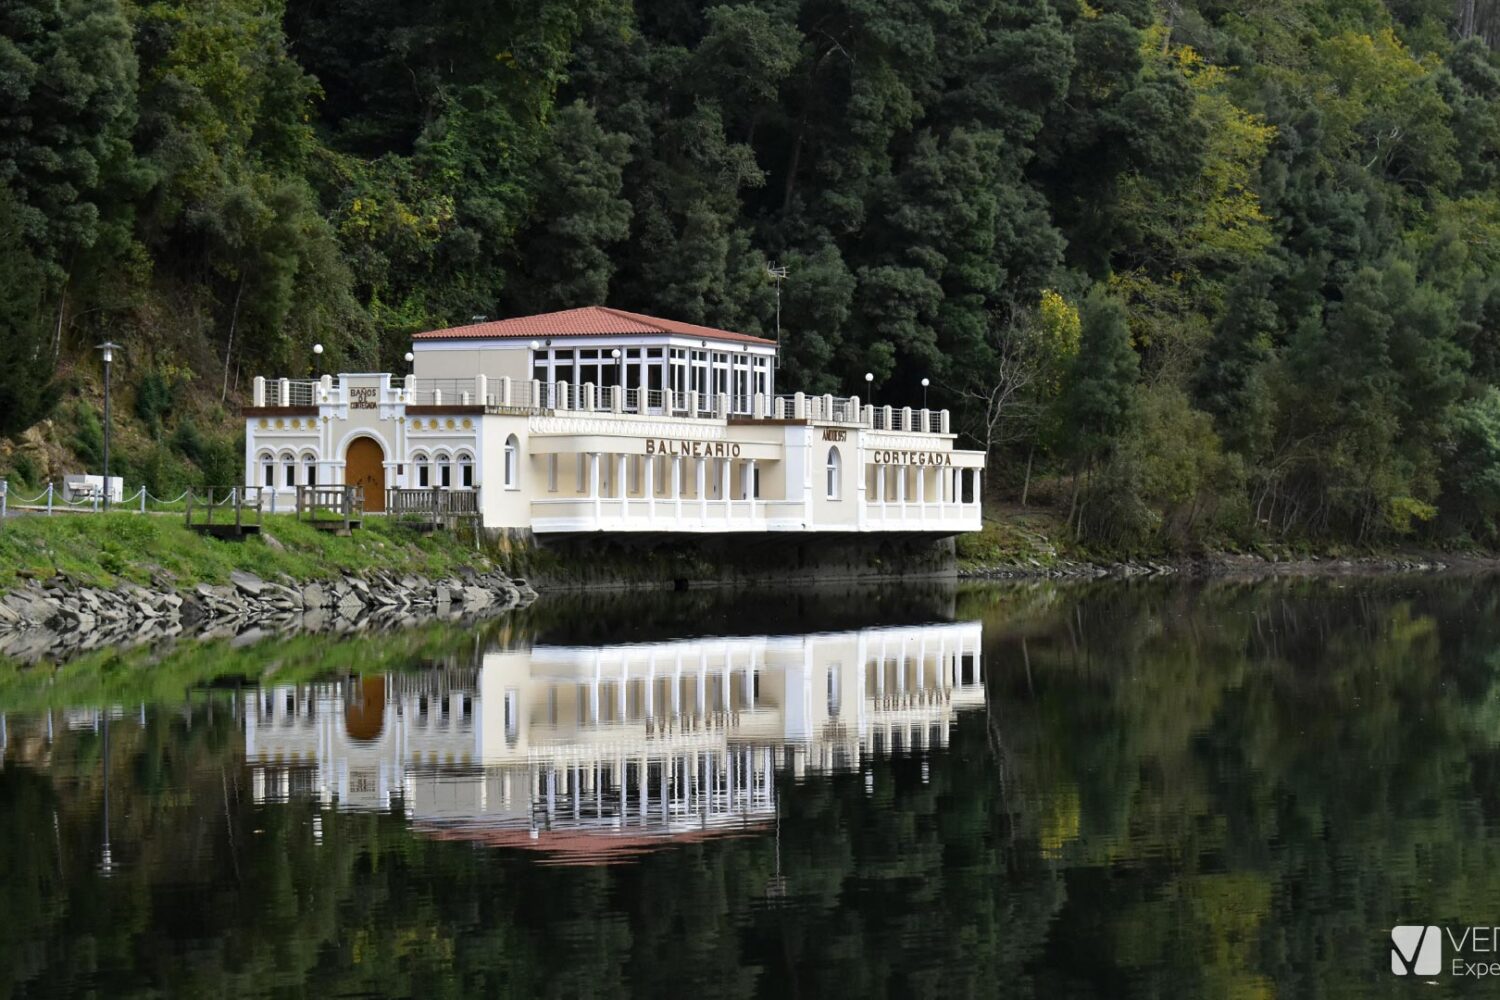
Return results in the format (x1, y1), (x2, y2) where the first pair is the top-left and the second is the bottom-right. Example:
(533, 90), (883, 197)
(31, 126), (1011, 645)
(0, 479), (193, 517)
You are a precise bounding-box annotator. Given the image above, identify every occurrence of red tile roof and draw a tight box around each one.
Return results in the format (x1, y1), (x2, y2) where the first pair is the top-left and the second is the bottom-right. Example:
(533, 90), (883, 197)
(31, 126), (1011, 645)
(411, 305), (775, 346)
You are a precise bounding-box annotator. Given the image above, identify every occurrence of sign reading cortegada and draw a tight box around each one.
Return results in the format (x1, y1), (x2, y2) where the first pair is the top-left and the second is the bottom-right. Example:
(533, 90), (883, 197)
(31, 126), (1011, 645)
(871, 449), (952, 466)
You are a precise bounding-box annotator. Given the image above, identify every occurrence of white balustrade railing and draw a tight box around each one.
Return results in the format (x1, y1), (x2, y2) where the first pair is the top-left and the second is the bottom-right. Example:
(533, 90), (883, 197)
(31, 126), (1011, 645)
(251, 374), (954, 433)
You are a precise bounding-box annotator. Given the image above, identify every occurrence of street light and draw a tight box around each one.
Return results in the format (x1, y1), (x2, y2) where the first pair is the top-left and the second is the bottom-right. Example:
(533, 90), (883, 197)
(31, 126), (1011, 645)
(95, 342), (121, 510)
(864, 371), (874, 407)
(921, 377), (930, 409)
(404, 351), (415, 373)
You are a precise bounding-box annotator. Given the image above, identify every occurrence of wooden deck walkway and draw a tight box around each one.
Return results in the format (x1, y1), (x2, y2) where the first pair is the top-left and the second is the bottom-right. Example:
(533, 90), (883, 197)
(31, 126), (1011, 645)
(297, 486), (365, 535)
(385, 488), (480, 530)
(185, 487), (264, 539)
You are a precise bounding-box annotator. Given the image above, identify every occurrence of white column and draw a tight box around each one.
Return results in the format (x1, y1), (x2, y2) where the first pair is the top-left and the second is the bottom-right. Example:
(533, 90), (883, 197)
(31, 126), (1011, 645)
(672, 652), (683, 718)
(697, 651), (708, 717)
(745, 459), (756, 518)
(645, 453), (656, 521)
(719, 457), (730, 522)
(589, 452), (601, 520)
(721, 650), (732, 712)
(876, 465), (887, 524)
(916, 464), (926, 522)
(616, 453), (628, 518)
(697, 457), (707, 520)
(645, 659), (656, 720)
(673, 456), (683, 520)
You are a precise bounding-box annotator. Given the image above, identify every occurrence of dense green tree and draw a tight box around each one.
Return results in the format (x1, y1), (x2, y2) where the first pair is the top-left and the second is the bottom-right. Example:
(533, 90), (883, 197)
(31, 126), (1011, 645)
(0, 191), (55, 435)
(506, 101), (632, 312)
(1063, 289), (1139, 467)
(6, 0), (1500, 545)
(1061, 289), (1139, 533)
(1193, 264), (1279, 457)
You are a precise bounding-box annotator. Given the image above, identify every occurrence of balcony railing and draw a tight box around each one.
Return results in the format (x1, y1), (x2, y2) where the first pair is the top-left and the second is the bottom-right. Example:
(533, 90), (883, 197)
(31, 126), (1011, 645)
(528, 495), (980, 534)
(251, 375), (953, 434)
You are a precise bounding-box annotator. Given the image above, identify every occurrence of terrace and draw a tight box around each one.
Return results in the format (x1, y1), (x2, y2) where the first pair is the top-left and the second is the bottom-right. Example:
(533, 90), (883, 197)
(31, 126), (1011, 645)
(249, 373), (955, 434)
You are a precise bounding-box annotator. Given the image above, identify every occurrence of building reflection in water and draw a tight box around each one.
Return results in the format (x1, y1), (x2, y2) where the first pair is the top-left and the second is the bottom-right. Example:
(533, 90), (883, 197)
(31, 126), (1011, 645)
(245, 622), (984, 863)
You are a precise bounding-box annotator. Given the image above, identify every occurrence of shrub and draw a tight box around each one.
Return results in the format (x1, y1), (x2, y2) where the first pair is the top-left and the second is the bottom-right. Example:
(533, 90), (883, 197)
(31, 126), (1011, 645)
(135, 370), (176, 438)
(71, 403), (103, 470)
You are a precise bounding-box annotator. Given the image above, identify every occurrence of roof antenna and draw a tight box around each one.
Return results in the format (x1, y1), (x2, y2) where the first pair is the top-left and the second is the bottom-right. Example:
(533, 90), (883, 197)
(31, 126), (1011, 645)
(766, 263), (789, 342)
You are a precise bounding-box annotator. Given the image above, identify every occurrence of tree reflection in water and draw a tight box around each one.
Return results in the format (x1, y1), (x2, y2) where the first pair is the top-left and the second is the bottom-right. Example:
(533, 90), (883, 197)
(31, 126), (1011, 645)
(2, 576), (1500, 998)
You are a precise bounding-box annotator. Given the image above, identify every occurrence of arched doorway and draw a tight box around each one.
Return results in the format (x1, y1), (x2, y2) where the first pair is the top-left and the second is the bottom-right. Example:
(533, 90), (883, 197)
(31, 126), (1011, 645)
(344, 675), (387, 742)
(345, 436), (386, 512)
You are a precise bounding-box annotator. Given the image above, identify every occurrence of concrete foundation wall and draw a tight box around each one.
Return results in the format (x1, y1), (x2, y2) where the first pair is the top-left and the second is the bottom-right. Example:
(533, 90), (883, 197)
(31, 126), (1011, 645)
(485, 528), (957, 590)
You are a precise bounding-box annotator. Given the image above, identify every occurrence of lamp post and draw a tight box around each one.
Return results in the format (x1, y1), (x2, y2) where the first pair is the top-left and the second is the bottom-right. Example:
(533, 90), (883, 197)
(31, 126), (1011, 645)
(921, 377), (930, 409)
(99, 711), (113, 877)
(864, 371), (874, 407)
(404, 351), (415, 373)
(95, 342), (121, 510)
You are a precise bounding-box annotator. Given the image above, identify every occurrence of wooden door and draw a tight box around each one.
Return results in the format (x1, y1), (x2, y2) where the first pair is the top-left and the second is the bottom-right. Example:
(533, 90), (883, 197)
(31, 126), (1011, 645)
(344, 675), (386, 742)
(346, 436), (386, 512)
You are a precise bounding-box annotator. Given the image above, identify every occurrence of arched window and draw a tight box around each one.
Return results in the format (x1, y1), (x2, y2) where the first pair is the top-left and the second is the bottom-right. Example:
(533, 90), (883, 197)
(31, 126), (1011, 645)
(301, 452), (317, 487)
(278, 451), (297, 488)
(503, 435), (519, 489)
(412, 452), (430, 488)
(259, 451), (275, 488)
(826, 447), (842, 500)
(436, 452), (452, 489)
(458, 451), (475, 489)
(504, 689), (520, 746)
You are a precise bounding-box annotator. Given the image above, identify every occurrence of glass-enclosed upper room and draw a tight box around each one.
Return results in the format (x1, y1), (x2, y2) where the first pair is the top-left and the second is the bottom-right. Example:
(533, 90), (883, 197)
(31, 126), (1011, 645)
(409, 305), (778, 414)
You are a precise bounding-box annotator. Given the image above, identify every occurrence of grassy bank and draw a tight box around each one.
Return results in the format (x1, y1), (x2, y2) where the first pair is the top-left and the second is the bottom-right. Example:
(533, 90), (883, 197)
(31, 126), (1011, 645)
(0, 612), (551, 711)
(0, 513), (500, 592)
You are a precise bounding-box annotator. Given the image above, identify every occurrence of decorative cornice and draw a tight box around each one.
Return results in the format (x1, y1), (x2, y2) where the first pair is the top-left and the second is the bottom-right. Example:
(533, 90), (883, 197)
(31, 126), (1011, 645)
(864, 432), (956, 450)
(529, 416), (726, 440)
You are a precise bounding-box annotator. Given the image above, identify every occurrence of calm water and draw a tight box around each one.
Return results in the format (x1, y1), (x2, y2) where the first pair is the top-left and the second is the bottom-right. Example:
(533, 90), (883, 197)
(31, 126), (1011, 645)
(3, 576), (1500, 998)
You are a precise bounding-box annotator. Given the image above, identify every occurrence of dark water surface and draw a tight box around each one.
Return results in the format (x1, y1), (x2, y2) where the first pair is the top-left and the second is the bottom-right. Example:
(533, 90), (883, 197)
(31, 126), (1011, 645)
(4, 576), (1500, 998)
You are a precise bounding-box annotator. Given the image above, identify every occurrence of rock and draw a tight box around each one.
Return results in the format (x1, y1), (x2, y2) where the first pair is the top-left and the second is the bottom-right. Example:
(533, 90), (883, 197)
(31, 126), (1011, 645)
(261, 532), (286, 552)
(230, 570), (265, 597)
(267, 584), (303, 611)
(302, 582), (326, 609)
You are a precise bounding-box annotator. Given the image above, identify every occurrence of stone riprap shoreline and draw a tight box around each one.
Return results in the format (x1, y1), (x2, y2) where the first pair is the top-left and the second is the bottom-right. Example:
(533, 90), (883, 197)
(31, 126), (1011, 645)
(959, 553), (1467, 581)
(0, 568), (536, 663)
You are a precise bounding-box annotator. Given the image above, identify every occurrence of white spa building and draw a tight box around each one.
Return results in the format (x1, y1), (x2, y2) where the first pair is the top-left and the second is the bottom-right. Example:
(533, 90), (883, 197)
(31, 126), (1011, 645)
(245, 306), (985, 534)
(242, 622), (985, 859)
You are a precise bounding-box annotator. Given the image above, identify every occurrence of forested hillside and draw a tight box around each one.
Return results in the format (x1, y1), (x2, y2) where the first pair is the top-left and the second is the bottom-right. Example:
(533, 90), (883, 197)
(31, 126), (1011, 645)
(4, 0), (1500, 550)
